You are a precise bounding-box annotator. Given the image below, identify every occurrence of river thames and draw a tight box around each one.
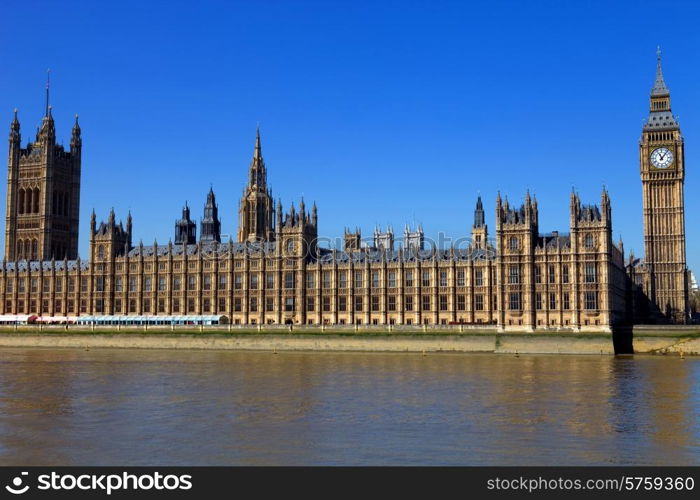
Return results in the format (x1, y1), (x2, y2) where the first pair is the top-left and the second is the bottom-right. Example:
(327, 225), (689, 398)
(0, 348), (698, 465)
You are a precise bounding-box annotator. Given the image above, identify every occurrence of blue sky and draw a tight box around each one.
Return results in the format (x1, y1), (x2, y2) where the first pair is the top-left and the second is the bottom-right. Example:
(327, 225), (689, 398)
(1, 0), (698, 273)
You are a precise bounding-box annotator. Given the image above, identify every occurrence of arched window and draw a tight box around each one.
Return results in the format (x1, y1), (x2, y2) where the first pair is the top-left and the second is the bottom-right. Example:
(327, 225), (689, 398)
(24, 240), (30, 260)
(16, 239), (23, 259)
(31, 239), (38, 260)
(509, 236), (519, 250)
(18, 189), (25, 215)
(97, 245), (104, 260)
(584, 234), (594, 248)
(33, 188), (40, 214)
(25, 188), (32, 214)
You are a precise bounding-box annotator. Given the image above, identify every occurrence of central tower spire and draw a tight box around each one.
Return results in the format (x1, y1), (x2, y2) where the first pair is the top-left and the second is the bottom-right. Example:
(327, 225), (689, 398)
(248, 125), (266, 189)
(237, 127), (274, 242)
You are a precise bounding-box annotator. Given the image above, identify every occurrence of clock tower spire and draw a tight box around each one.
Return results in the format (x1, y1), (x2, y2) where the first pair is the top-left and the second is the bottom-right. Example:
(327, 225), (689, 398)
(639, 47), (688, 323)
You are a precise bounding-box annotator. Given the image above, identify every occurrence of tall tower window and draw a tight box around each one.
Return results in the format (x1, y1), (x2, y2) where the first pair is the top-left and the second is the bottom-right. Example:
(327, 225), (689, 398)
(584, 263), (597, 283)
(32, 188), (39, 214)
(508, 265), (520, 284)
(18, 190), (25, 215)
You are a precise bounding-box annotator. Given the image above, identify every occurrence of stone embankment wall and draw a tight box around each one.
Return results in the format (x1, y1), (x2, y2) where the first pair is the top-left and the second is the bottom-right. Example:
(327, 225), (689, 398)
(0, 325), (696, 355)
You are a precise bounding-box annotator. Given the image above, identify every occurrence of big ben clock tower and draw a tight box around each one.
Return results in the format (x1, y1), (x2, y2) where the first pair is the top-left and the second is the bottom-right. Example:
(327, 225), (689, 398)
(639, 47), (688, 323)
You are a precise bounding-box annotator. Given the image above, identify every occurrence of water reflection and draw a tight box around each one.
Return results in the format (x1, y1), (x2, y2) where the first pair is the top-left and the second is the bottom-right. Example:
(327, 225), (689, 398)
(0, 349), (698, 465)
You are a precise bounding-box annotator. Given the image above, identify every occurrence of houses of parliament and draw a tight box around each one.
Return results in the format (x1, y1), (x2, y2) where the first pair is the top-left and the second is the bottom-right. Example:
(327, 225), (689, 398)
(0, 51), (691, 329)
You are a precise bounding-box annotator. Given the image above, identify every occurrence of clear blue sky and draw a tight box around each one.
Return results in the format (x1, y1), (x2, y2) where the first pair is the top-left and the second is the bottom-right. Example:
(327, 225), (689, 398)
(1, 0), (698, 273)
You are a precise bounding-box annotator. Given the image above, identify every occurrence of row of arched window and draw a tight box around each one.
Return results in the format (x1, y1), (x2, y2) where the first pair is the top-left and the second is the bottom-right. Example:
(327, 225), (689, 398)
(17, 188), (40, 215)
(16, 239), (39, 261)
(13, 240), (68, 261)
(17, 189), (72, 217)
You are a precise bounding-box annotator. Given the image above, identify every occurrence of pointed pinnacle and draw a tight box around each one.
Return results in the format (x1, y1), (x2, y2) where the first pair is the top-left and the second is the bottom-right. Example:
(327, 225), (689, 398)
(254, 126), (262, 159)
(652, 45), (669, 95)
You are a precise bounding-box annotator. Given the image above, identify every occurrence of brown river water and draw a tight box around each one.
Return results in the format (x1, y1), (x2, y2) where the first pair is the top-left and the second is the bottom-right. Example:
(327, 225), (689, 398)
(0, 348), (698, 465)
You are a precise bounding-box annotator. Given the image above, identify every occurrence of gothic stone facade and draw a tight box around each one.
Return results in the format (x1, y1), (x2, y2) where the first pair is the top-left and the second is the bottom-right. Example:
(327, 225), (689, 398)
(5, 107), (81, 262)
(0, 52), (689, 329)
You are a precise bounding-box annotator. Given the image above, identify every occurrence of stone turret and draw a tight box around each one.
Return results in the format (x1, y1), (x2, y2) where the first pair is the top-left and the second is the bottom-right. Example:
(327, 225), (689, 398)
(374, 225), (394, 251)
(175, 202), (196, 245)
(472, 195), (488, 249)
(344, 228), (361, 252)
(91, 208), (130, 260)
(403, 224), (424, 252)
(200, 187), (221, 243)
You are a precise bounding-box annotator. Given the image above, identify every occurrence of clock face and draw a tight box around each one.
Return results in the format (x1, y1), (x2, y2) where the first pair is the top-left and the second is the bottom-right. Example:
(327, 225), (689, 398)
(650, 147), (673, 169)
